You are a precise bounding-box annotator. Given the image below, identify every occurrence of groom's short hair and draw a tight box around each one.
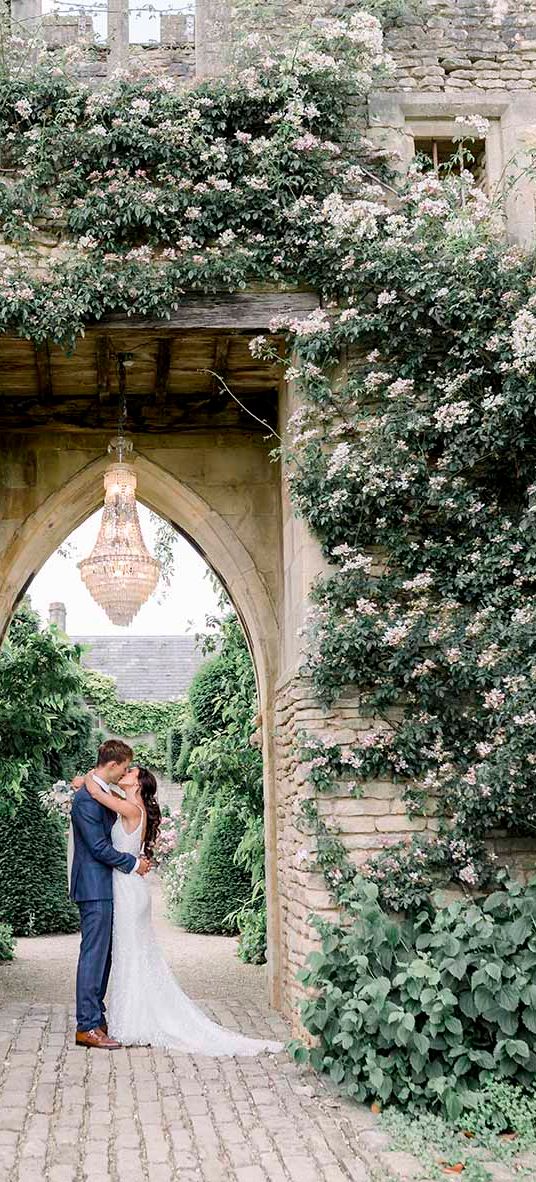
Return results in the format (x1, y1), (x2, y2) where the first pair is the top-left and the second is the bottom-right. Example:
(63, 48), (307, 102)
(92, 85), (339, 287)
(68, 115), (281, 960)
(97, 739), (133, 766)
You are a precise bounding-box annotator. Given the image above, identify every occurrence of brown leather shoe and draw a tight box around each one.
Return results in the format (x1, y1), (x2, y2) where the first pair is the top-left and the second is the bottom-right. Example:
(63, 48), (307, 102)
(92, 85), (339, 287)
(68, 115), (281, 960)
(76, 1027), (122, 1050)
(99, 1021), (108, 1036)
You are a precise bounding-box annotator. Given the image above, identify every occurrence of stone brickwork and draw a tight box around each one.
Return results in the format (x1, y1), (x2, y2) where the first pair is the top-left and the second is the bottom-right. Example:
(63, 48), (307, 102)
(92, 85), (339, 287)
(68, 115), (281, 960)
(380, 0), (536, 95)
(274, 676), (441, 1022)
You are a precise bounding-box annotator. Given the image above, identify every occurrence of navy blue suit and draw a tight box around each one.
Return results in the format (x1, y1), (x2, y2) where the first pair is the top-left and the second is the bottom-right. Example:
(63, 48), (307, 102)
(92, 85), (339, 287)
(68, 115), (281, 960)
(70, 786), (136, 1032)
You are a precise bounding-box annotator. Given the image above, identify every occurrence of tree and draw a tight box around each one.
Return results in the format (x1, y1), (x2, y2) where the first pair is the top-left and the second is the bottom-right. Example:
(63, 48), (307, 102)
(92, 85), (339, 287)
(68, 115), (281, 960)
(0, 599), (96, 934)
(0, 598), (95, 812)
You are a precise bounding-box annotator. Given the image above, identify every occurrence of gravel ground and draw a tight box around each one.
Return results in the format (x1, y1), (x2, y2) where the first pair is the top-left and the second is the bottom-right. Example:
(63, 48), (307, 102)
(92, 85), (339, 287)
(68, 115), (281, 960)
(0, 875), (270, 1007)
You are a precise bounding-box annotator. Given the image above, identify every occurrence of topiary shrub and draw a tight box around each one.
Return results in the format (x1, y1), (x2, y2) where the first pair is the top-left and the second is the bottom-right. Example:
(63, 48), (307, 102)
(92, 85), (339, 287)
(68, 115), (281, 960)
(187, 657), (227, 735)
(237, 904), (267, 965)
(178, 803), (250, 934)
(289, 876), (536, 1119)
(0, 781), (79, 936)
(0, 922), (14, 961)
(166, 725), (183, 781)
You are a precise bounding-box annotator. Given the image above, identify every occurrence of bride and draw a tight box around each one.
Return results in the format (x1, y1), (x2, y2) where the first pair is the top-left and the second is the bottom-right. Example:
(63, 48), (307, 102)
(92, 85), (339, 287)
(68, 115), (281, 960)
(77, 766), (284, 1056)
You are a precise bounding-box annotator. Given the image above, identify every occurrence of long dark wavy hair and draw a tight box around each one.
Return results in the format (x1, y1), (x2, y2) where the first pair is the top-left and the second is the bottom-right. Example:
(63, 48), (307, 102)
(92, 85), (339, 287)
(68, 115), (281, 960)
(137, 767), (161, 858)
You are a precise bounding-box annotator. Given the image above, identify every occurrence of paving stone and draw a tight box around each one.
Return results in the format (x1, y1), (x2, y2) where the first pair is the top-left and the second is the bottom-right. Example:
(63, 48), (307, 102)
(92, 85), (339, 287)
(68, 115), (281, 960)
(487, 1166), (522, 1182)
(378, 1150), (426, 1180)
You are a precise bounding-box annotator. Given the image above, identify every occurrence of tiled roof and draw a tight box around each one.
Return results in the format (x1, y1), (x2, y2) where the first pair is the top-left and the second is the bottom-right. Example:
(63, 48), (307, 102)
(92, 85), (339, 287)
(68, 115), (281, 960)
(72, 634), (205, 701)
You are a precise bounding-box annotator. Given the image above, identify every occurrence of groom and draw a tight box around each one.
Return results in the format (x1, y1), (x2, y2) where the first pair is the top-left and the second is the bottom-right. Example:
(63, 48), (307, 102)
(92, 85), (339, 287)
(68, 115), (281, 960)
(70, 739), (151, 1049)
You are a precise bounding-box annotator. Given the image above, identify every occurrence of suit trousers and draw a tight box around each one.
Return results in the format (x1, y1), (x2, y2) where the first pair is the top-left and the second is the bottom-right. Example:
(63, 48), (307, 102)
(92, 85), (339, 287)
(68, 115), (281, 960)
(76, 899), (113, 1032)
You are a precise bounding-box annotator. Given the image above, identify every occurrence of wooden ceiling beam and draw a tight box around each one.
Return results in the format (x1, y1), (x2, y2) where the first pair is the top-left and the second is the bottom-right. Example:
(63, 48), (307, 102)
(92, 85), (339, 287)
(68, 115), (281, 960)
(154, 339), (172, 405)
(34, 342), (53, 402)
(99, 290), (319, 332)
(96, 335), (112, 403)
(210, 335), (231, 398)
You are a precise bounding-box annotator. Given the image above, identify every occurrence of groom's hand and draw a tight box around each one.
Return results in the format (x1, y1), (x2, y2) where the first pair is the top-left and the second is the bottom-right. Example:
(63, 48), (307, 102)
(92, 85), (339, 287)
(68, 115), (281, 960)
(135, 856), (152, 876)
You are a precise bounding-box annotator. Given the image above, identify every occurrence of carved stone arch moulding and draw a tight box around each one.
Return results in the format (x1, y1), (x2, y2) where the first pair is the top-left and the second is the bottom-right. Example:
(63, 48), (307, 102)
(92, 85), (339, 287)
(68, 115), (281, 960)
(0, 448), (283, 1005)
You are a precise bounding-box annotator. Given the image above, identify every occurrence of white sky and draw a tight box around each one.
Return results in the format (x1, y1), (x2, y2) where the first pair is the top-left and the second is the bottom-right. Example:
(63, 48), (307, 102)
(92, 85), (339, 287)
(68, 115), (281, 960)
(28, 504), (222, 636)
(41, 0), (194, 44)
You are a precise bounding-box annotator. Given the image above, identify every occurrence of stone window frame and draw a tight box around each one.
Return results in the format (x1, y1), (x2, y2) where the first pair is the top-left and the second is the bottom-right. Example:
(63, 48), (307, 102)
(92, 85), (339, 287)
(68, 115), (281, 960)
(367, 91), (536, 245)
(407, 116), (499, 192)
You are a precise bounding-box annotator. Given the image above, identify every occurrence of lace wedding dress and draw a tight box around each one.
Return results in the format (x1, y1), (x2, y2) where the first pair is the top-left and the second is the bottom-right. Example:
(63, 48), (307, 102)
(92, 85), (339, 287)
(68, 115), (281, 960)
(107, 812), (284, 1056)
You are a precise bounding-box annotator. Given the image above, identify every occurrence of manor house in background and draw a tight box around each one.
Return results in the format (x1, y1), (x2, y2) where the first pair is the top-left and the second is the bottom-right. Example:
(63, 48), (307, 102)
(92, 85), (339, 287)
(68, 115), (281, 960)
(49, 602), (204, 702)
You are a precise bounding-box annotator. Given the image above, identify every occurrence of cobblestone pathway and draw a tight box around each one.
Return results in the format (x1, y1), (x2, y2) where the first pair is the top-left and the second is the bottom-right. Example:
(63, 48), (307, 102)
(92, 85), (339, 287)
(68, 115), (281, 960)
(0, 887), (530, 1182)
(0, 998), (393, 1182)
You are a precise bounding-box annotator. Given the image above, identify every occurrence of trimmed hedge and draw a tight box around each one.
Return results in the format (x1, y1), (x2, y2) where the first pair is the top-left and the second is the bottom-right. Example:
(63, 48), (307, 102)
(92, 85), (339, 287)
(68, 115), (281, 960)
(0, 781), (79, 936)
(0, 923), (14, 961)
(178, 803), (250, 934)
(187, 657), (227, 736)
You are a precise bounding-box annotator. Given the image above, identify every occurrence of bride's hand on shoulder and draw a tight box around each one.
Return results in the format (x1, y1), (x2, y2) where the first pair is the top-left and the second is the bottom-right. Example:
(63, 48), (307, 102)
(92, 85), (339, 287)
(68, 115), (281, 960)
(85, 773), (141, 822)
(71, 774), (86, 791)
(84, 772), (100, 797)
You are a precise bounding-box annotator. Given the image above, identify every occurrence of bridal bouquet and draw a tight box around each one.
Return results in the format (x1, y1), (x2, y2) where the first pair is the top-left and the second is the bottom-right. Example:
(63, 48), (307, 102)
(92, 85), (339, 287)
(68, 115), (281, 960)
(39, 779), (74, 817)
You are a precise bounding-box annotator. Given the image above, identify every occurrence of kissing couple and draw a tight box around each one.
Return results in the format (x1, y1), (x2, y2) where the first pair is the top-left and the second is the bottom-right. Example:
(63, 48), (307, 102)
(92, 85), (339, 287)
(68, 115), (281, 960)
(69, 738), (283, 1056)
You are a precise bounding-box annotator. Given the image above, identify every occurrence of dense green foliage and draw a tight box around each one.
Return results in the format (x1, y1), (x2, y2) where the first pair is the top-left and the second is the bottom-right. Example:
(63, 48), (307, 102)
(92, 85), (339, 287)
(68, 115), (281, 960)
(289, 877), (536, 1117)
(0, 600), (95, 813)
(0, 923), (14, 961)
(224, 814), (267, 963)
(0, 780), (79, 935)
(82, 667), (187, 774)
(162, 611), (266, 954)
(381, 1101), (534, 1182)
(260, 142), (536, 907)
(0, 601), (93, 934)
(0, 13), (384, 347)
(177, 804), (251, 934)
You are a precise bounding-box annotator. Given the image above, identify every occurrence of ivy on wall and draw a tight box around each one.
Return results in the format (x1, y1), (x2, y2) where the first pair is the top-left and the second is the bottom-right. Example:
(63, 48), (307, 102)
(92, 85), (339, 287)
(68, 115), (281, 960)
(82, 668), (187, 775)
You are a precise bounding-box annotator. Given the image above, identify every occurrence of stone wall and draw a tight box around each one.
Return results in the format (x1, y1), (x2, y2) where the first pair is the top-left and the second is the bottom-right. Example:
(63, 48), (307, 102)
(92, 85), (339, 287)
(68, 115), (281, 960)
(380, 0), (536, 95)
(274, 675), (441, 1023)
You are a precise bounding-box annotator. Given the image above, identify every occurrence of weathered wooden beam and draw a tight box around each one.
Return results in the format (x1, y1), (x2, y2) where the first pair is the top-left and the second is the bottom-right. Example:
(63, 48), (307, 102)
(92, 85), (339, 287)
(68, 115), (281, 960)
(210, 336), (231, 397)
(34, 342), (53, 402)
(154, 339), (172, 405)
(99, 291), (319, 333)
(96, 335), (112, 403)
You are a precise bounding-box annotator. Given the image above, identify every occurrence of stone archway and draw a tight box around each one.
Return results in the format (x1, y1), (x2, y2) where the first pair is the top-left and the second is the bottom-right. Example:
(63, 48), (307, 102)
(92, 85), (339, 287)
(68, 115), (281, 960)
(0, 448), (283, 1009)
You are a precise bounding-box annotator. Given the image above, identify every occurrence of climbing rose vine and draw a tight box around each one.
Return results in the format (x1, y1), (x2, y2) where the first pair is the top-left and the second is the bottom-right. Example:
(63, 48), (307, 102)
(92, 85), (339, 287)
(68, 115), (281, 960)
(252, 145), (536, 909)
(2, 10), (536, 909)
(0, 11), (387, 346)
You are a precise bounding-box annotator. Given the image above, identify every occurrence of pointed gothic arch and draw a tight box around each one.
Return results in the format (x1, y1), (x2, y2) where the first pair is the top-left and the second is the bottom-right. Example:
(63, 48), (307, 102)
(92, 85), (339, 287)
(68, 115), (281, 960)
(0, 450), (282, 1007)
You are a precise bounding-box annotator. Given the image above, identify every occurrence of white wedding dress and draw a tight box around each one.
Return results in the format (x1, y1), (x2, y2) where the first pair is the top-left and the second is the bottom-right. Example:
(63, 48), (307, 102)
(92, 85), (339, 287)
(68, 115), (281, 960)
(107, 811), (284, 1056)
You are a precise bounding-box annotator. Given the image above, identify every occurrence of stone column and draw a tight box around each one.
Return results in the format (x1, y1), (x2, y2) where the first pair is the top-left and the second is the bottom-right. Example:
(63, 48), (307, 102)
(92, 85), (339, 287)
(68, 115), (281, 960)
(10, 0), (41, 37)
(49, 602), (67, 633)
(107, 0), (129, 73)
(195, 0), (232, 78)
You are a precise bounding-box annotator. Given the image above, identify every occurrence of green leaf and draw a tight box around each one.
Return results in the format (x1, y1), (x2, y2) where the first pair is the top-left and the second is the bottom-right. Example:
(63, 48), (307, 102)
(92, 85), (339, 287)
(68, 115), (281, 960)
(522, 1007), (536, 1034)
(445, 1087), (463, 1122)
(509, 916), (534, 946)
(330, 1062), (345, 1084)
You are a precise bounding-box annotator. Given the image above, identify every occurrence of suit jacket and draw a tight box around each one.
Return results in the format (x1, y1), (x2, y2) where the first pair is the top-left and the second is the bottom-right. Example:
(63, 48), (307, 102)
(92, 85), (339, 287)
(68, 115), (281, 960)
(70, 785), (136, 902)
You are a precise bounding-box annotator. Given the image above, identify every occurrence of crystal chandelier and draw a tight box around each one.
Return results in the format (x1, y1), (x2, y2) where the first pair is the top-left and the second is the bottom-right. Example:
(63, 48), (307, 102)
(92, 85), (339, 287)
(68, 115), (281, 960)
(78, 358), (161, 625)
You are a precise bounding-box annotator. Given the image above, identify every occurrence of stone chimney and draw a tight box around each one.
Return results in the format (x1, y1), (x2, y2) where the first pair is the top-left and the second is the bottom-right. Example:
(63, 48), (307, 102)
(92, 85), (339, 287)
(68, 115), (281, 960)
(49, 601), (67, 633)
